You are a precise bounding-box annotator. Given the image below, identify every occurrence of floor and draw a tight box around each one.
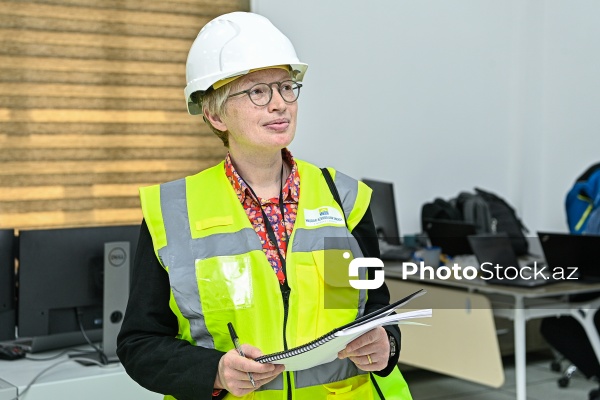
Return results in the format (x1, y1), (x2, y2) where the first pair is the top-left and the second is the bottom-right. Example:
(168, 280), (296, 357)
(403, 352), (599, 400)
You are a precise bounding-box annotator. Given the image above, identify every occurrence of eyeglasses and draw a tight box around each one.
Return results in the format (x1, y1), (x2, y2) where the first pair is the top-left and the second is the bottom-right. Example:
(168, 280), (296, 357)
(227, 80), (302, 106)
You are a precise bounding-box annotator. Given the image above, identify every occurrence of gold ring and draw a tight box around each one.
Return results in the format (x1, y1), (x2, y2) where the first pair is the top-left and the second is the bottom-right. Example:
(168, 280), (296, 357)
(367, 354), (372, 364)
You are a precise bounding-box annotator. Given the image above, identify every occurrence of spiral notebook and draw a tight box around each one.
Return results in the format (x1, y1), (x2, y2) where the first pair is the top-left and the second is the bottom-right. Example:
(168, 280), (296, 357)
(255, 289), (431, 371)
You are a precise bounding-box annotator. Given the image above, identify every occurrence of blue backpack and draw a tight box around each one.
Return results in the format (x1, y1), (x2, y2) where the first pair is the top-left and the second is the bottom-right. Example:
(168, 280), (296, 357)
(565, 163), (600, 234)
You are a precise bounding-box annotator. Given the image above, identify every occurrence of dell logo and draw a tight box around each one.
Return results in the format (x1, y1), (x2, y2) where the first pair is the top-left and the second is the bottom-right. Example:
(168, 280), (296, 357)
(108, 248), (127, 267)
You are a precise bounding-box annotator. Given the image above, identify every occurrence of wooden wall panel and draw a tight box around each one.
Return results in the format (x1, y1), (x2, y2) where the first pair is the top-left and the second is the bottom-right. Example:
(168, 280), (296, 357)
(0, 0), (249, 229)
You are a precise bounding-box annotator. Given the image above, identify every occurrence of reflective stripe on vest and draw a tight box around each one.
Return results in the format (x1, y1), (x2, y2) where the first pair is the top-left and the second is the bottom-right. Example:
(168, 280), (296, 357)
(332, 169), (358, 221)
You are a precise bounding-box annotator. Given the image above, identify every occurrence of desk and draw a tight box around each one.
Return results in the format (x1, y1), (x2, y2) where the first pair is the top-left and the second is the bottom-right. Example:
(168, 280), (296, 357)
(0, 354), (161, 400)
(385, 263), (600, 400)
(390, 280), (505, 387)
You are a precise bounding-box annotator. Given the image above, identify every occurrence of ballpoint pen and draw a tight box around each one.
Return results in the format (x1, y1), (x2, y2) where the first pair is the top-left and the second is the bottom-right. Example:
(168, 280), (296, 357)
(228, 322), (256, 388)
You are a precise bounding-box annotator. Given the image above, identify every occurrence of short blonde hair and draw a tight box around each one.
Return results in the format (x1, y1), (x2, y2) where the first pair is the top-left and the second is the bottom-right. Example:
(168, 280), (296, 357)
(195, 84), (234, 148)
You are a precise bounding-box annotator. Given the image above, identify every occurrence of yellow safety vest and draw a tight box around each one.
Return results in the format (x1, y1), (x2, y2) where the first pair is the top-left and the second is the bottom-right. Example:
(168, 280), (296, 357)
(140, 159), (412, 400)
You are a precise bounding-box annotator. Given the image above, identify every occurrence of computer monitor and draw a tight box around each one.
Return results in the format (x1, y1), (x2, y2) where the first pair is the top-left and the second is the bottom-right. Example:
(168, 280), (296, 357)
(16, 224), (140, 353)
(538, 231), (600, 283)
(0, 229), (16, 341)
(362, 179), (402, 245)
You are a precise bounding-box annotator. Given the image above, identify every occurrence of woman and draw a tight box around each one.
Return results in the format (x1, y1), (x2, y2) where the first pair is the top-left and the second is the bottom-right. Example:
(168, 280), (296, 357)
(117, 12), (411, 400)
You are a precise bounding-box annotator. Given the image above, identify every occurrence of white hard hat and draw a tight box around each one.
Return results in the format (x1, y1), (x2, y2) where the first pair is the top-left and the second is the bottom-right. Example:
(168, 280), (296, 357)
(184, 12), (308, 115)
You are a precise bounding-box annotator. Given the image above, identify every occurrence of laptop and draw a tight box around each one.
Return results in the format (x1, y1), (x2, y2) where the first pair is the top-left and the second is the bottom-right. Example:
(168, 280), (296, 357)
(362, 178), (413, 261)
(468, 233), (554, 287)
(423, 219), (477, 257)
(538, 232), (600, 283)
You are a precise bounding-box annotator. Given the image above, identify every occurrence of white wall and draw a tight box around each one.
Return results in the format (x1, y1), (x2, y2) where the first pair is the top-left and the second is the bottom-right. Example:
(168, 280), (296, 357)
(534, 1), (600, 231)
(251, 0), (600, 235)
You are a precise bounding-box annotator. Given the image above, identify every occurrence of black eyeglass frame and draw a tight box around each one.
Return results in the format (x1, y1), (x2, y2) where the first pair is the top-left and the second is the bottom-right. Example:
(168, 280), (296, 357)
(227, 80), (303, 106)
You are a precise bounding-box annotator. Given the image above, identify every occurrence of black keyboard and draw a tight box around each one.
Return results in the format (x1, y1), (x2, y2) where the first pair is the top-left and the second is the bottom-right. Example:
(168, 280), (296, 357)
(0, 345), (26, 361)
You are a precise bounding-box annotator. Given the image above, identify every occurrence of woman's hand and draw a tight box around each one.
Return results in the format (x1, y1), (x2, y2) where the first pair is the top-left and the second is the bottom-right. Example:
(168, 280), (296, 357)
(337, 327), (390, 371)
(214, 344), (285, 397)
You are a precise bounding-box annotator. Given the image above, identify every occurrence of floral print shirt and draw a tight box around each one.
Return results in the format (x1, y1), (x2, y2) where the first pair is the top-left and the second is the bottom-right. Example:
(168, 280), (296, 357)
(224, 149), (300, 284)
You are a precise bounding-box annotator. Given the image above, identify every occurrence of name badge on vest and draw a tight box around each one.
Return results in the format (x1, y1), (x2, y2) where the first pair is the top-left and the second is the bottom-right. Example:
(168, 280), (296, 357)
(304, 206), (345, 227)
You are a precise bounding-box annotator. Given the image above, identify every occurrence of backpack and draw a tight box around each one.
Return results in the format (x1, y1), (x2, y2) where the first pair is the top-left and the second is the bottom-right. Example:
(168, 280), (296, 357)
(584, 207), (600, 234)
(566, 162), (600, 234)
(454, 192), (493, 234)
(420, 198), (462, 229)
(472, 188), (529, 255)
(421, 188), (530, 255)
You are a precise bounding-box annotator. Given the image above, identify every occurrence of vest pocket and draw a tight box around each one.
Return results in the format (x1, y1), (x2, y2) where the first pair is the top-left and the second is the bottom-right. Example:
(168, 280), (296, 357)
(195, 254), (254, 312)
(323, 375), (374, 400)
(317, 249), (363, 310)
(292, 250), (361, 347)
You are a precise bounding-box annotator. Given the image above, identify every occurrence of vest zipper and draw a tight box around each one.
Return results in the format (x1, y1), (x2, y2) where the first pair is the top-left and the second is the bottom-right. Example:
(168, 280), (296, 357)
(280, 284), (292, 400)
(281, 286), (291, 348)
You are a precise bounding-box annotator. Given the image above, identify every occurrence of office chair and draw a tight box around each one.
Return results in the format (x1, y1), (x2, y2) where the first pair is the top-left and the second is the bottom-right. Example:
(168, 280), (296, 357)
(540, 298), (600, 400)
(548, 350), (579, 388)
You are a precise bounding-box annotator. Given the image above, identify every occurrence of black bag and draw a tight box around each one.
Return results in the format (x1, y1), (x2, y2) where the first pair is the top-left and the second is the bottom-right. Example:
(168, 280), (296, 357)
(473, 188), (529, 255)
(454, 192), (493, 234)
(421, 188), (529, 256)
(420, 198), (462, 229)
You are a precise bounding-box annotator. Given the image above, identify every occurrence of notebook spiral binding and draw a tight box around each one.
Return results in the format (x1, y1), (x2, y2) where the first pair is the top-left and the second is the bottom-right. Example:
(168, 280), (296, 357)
(255, 330), (338, 363)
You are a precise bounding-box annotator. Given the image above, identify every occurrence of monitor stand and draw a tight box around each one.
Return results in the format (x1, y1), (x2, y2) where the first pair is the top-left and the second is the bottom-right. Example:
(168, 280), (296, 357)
(13, 329), (102, 354)
(73, 241), (131, 366)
